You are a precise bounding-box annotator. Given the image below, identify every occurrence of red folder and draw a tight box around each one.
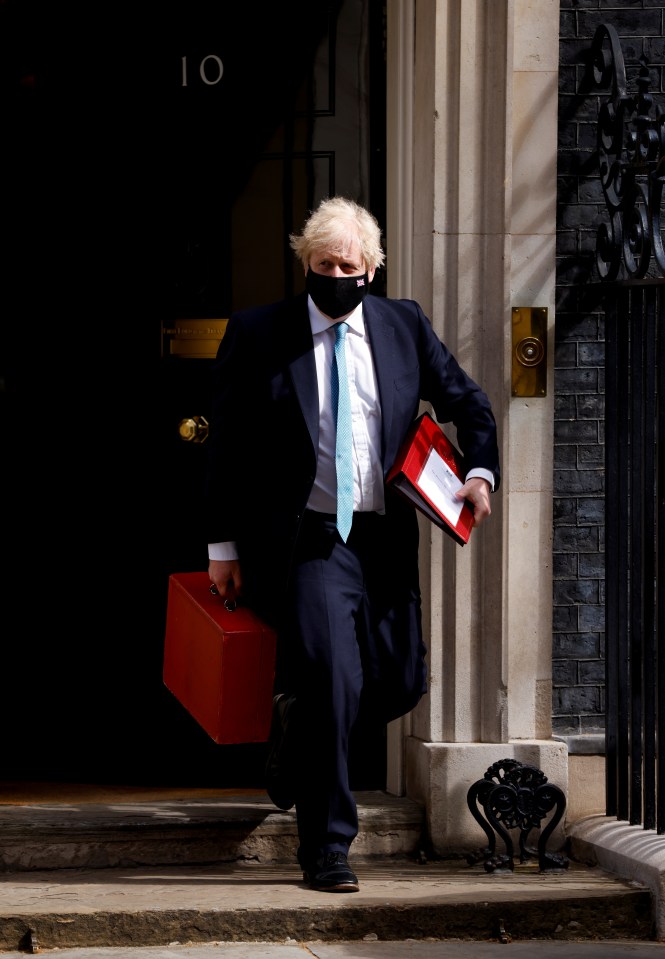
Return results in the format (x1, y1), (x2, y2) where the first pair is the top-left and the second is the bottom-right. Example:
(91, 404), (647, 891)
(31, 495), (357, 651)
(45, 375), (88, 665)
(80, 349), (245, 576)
(387, 412), (475, 545)
(163, 572), (277, 744)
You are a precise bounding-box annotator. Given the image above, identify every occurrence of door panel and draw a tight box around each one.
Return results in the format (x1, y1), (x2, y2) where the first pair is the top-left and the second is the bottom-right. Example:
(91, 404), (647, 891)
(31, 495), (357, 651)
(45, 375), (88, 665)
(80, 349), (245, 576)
(1, 0), (386, 787)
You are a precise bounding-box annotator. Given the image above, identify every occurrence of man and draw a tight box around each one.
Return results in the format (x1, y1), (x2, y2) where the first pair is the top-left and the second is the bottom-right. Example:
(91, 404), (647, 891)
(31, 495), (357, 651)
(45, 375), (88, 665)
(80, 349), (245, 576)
(206, 196), (500, 893)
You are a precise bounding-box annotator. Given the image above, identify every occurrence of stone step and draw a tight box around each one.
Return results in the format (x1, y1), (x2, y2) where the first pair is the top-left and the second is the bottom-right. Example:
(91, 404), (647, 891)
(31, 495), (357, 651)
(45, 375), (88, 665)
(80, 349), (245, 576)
(0, 790), (425, 872)
(0, 789), (656, 952)
(0, 857), (654, 953)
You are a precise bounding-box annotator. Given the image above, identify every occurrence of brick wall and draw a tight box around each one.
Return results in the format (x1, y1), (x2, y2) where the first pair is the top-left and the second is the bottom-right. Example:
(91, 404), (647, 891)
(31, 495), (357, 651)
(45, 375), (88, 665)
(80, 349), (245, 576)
(554, 1), (665, 735)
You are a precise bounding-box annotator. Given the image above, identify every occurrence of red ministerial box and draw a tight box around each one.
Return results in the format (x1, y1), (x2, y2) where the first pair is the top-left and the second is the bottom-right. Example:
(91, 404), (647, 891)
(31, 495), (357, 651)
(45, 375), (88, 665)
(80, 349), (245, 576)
(163, 572), (277, 744)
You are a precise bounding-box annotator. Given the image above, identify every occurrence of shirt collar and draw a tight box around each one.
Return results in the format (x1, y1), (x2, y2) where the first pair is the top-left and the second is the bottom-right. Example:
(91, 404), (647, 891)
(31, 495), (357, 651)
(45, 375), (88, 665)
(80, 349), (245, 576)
(307, 294), (365, 338)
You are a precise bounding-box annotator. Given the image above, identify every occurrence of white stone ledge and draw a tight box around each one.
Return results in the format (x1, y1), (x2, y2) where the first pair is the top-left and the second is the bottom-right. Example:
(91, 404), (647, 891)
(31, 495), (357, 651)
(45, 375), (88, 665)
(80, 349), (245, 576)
(554, 733), (605, 755)
(568, 814), (665, 940)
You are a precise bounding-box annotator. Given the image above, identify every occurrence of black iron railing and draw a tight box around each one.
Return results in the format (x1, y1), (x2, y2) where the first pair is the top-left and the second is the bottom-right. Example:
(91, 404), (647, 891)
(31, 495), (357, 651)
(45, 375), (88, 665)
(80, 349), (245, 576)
(592, 23), (665, 833)
(592, 23), (665, 282)
(604, 282), (665, 833)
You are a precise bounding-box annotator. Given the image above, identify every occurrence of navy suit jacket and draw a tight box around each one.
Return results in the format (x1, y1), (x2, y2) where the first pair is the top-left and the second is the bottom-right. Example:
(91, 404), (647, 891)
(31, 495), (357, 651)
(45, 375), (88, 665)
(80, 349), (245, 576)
(206, 291), (500, 622)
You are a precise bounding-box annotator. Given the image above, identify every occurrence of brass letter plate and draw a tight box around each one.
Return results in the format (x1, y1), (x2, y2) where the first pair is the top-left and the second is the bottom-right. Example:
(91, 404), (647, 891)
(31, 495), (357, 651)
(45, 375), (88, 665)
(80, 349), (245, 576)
(512, 307), (547, 397)
(161, 318), (228, 359)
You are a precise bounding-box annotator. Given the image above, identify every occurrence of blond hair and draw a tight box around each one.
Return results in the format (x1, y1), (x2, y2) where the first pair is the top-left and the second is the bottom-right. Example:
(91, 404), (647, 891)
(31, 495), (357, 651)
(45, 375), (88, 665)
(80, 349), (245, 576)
(289, 196), (385, 273)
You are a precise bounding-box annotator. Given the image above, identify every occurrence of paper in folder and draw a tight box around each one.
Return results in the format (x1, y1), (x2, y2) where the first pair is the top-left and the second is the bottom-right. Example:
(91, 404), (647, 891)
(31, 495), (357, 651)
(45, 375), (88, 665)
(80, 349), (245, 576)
(386, 411), (474, 545)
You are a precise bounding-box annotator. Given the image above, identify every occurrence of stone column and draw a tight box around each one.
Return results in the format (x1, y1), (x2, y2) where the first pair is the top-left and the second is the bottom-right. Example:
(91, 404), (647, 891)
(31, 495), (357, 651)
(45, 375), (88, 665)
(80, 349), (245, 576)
(386, 0), (566, 854)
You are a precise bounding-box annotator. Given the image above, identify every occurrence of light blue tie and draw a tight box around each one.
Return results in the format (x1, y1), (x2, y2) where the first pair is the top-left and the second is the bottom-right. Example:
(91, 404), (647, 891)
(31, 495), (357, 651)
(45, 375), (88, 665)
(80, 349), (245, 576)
(332, 322), (353, 542)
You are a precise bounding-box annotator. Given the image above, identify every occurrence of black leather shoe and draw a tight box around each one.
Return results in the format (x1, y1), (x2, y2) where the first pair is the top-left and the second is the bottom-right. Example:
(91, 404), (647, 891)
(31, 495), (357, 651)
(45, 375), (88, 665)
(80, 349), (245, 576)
(302, 852), (359, 892)
(264, 693), (298, 811)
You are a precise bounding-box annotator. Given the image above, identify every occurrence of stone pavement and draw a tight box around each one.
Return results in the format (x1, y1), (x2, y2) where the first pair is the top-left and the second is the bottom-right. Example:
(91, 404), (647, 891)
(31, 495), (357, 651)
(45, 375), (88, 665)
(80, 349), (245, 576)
(0, 940), (664, 957)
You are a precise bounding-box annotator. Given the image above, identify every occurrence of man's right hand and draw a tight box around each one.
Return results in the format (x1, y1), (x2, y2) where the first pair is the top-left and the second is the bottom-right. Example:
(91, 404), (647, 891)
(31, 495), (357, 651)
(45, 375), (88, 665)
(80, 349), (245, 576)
(208, 559), (243, 605)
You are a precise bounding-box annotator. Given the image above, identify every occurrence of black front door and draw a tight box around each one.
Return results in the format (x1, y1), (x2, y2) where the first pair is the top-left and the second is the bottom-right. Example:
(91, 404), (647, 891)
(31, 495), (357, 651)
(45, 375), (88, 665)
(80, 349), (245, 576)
(1, 1), (386, 788)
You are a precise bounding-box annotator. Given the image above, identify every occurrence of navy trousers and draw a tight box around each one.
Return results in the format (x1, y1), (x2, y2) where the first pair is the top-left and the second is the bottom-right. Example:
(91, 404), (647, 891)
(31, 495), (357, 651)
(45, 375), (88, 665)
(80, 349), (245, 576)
(281, 508), (427, 864)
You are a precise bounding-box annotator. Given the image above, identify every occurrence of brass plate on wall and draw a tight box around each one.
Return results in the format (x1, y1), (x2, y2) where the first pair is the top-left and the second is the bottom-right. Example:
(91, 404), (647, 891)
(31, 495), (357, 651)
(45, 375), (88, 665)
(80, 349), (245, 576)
(161, 319), (228, 359)
(512, 307), (547, 397)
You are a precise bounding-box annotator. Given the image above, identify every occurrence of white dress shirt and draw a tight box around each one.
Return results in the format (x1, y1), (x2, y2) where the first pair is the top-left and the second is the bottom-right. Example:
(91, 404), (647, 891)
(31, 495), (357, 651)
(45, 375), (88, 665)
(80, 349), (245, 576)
(305, 296), (385, 515)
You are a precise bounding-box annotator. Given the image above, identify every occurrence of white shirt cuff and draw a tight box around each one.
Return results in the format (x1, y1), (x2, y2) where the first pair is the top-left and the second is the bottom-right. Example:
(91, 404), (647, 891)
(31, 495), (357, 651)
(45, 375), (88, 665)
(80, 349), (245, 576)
(208, 542), (239, 561)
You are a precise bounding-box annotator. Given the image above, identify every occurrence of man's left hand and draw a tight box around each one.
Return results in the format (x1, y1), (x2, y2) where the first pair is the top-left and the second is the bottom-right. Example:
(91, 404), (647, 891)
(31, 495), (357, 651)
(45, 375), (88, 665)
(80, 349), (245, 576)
(456, 477), (492, 527)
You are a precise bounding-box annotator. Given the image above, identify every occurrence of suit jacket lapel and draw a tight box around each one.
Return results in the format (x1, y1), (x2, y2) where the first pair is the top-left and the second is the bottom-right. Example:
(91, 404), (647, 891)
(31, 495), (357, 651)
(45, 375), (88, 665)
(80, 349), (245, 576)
(287, 293), (319, 454)
(363, 296), (397, 468)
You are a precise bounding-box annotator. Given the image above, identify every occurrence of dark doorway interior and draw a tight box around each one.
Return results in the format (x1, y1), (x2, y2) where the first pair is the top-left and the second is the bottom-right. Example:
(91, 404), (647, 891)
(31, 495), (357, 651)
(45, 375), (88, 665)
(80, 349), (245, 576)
(1, 1), (387, 790)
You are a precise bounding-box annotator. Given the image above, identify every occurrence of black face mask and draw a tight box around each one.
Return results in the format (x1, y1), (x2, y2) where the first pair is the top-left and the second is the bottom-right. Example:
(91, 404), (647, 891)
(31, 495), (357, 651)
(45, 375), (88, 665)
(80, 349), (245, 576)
(306, 268), (369, 319)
